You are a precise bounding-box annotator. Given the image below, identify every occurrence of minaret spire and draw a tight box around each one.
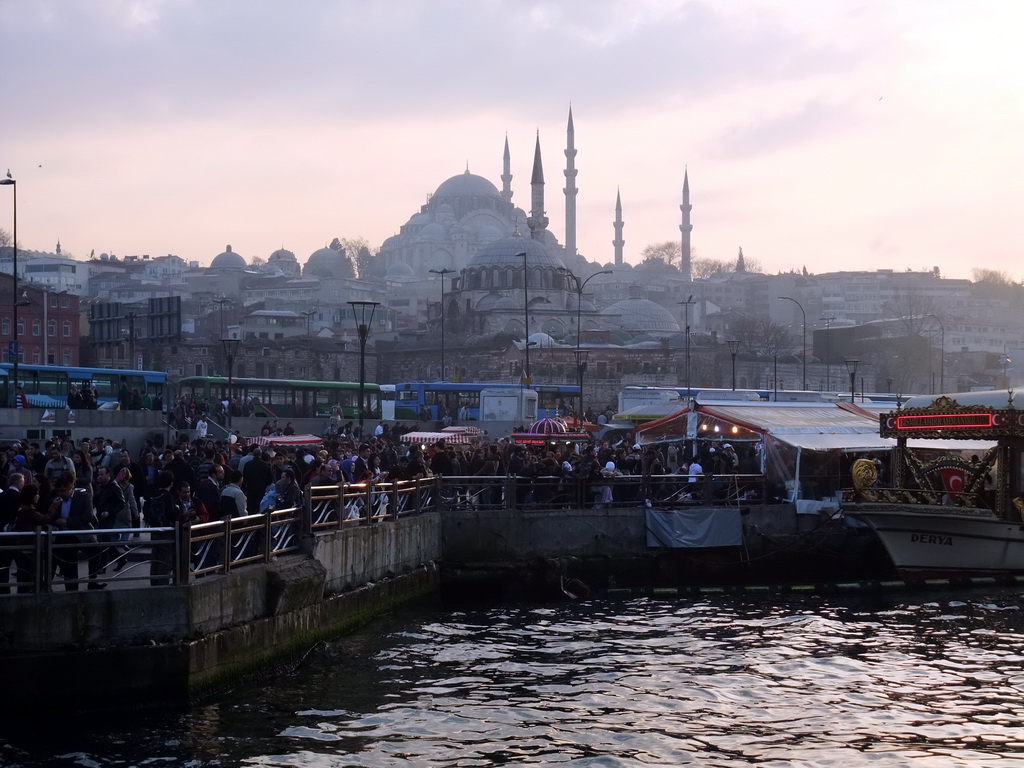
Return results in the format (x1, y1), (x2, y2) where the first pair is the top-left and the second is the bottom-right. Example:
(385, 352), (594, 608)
(563, 106), (578, 258)
(612, 188), (624, 266)
(501, 135), (513, 203)
(679, 168), (693, 281)
(527, 131), (548, 241)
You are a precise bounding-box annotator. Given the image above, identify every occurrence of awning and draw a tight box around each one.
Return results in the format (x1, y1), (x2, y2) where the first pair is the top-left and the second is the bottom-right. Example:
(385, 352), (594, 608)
(613, 403), (688, 423)
(399, 431), (474, 444)
(636, 408), (691, 444)
(248, 434), (323, 447)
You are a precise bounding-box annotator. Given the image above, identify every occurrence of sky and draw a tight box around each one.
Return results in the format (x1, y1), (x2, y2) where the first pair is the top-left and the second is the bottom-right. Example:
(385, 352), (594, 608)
(1, 0), (1022, 280)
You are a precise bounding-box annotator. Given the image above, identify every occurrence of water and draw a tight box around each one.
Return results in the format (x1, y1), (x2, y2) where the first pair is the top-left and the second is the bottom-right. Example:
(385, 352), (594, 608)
(5, 590), (1024, 767)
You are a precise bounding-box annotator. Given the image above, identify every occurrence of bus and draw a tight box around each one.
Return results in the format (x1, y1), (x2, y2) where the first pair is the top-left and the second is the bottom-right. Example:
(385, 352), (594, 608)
(394, 382), (580, 421)
(177, 376), (381, 420)
(0, 363), (168, 408)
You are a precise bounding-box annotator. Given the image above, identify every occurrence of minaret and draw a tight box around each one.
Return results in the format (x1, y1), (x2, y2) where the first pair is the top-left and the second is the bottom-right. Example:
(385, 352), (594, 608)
(501, 135), (513, 203)
(527, 132), (548, 241)
(563, 107), (578, 257)
(679, 168), (693, 281)
(612, 189), (624, 266)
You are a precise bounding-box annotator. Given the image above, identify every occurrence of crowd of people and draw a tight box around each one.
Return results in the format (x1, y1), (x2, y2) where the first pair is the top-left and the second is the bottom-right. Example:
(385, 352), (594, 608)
(0, 422), (768, 593)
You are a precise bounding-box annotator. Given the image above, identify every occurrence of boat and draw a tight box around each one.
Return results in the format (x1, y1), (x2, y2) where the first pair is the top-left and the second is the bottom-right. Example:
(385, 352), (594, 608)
(844, 390), (1024, 579)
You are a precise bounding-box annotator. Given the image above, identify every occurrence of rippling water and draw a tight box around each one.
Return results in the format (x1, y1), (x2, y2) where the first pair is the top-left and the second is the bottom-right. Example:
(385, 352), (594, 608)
(7, 590), (1024, 767)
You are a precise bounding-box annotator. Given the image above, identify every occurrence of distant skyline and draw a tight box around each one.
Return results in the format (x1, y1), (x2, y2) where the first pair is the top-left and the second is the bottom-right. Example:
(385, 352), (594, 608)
(1, 1), (1021, 280)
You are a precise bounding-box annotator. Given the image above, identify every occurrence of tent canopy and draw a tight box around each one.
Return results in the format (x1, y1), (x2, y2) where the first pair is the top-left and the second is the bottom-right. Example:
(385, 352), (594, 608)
(249, 434), (322, 447)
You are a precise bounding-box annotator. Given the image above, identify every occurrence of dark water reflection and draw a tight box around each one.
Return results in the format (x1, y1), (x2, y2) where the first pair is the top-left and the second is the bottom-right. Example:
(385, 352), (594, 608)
(6, 590), (1024, 766)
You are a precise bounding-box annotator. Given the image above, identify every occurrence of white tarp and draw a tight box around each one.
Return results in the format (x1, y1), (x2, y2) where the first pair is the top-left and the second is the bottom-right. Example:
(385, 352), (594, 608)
(645, 508), (743, 548)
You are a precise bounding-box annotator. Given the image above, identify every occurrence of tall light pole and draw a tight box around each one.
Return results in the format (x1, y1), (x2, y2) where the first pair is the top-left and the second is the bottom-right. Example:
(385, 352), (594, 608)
(926, 313), (945, 393)
(820, 314), (832, 391)
(1, 171), (19, 404)
(559, 267), (612, 352)
(221, 337), (240, 428)
(778, 296), (806, 390)
(844, 358), (859, 403)
(301, 308), (317, 379)
(519, 252), (531, 385)
(429, 267), (455, 381)
(572, 348), (589, 419)
(1000, 354), (1012, 389)
(727, 339), (740, 390)
(348, 300), (379, 437)
(679, 295), (696, 393)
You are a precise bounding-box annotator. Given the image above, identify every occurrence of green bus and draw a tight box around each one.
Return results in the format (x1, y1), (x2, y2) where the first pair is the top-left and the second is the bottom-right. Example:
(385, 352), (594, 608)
(177, 376), (381, 420)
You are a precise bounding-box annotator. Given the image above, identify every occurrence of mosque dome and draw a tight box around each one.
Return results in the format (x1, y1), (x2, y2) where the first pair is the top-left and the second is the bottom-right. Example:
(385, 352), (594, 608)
(269, 248), (297, 263)
(420, 222), (447, 237)
(305, 247), (346, 278)
(386, 261), (415, 278)
(601, 296), (680, 334)
(211, 244), (246, 270)
(527, 332), (558, 348)
(468, 234), (564, 271)
(433, 171), (501, 202)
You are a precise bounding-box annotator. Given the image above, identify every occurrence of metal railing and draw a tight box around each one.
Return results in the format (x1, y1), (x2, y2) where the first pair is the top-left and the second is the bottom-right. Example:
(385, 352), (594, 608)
(0, 472), (766, 595)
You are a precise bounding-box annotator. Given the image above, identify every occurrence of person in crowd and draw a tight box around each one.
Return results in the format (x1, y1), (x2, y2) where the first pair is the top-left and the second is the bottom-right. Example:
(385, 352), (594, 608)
(219, 469), (246, 519)
(0, 471), (26, 593)
(242, 451), (275, 514)
(145, 469), (177, 586)
(197, 463), (224, 520)
(44, 443), (76, 487)
(93, 464), (126, 574)
(49, 475), (105, 590)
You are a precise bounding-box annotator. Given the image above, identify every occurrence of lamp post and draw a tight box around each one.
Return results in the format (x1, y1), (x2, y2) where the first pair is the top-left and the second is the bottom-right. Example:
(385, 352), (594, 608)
(301, 308), (317, 379)
(727, 339), (740, 390)
(559, 267), (612, 352)
(926, 313), (945, 393)
(348, 300), (379, 437)
(429, 267), (455, 381)
(221, 337), (240, 428)
(820, 314), (832, 391)
(844, 358), (859, 403)
(572, 348), (589, 419)
(778, 296), (806, 390)
(519, 252), (531, 385)
(679, 295), (696, 393)
(1, 171), (19, 404)
(1000, 354), (1012, 389)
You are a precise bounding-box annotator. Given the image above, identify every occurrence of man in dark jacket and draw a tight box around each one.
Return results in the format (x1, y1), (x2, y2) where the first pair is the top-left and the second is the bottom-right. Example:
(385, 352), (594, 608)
(242, 451), (275, 514)
(50, 475), (105, 590)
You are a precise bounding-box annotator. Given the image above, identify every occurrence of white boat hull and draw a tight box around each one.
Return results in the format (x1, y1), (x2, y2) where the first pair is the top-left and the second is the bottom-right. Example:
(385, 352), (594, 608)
(846, 504), (1024, 577)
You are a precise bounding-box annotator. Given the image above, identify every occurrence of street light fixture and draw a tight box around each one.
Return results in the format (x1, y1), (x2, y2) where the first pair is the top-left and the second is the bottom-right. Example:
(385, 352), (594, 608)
(925, 313), (945, 393)
(221, 337), (240, 428)
(559, 267), (612, 352)
(844, 358), (859, 403)
(820, 314), (833, 391)
(1, 171), (20, 404)
(1000, 354), (1012, 389)
(572, 348), (589, 419)
(726, 339), (740, 390)
(348, 300), (379, 436)
(301, 308), (318, 379)
(429, 267), (456, 381)
(778, 296), (806, 390)
(679, 295), (697, 393)
(519, 252), (531, 385)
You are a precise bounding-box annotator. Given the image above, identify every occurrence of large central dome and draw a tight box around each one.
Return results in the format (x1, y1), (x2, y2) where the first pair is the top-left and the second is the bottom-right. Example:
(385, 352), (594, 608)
(433, 171), (501, 202)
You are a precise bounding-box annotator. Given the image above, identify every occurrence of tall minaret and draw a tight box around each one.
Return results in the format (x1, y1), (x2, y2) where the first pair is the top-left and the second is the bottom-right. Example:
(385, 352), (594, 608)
(679, 168), (693, 281)
(612, 189), (624, 266)
(563, 107), (578, 257)
(501, 135), (513, 203)
(527, 132), (548, 242)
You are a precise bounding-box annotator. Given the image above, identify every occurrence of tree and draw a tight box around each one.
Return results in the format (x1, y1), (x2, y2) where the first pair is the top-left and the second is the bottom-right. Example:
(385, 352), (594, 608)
(331, 237), (378, 278)
(692, 257), (727, 279)
(0, 228), (10, 249)
(640, 241), (680, 267)
(731, 314), (793, 357)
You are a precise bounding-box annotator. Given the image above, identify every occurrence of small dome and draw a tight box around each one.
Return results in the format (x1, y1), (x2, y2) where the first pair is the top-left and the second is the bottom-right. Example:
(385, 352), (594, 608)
(386, 261), (415, 278)
(211, 244), (246, 270)
(601, 296), (680, 334)
(528, 416), (571, 435)
(468, 234), (564, 270)
(527, 332), (557, 348)
(420, 222), (447, 237)
(269, 248), (297, 263)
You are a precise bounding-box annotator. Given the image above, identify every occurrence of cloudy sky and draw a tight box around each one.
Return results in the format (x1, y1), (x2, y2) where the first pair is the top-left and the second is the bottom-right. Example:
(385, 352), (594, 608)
(2, 0), (1021, 279)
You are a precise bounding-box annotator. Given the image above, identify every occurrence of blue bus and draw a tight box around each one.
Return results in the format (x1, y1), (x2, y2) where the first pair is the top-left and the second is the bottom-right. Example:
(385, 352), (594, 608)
(394, 382), (580, 421)
(0, 363), (168, 408)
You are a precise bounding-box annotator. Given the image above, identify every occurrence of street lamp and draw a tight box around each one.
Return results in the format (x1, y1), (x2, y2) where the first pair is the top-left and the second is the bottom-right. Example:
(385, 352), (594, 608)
(221, 337), (240, 428)
(429, 267), (455, 381)
(559, 267), (612, 352)
(572, 348), (589, 419)
(301, 308), (318, 379)
(778, 296), (806, 390)
(820, 314), (832, 391)
(727, 339), (740, 390)
(844, 358), (859, 403)
(679, 295), (697, 393)
(1, 171), (19, 404)
(519, 252), (531, 385)
(1000, 354), (1012, 389)
(348, 300), (379, 437)
(926, 313), (945, 393)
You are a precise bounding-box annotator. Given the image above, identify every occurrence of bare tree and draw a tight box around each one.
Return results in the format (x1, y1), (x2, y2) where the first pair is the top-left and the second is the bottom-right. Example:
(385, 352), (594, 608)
(731, 314), (793, 357)
(0, 228), (10, 249)
(883, 289), (936, 336)
(640, 240), (680, 267)
(692, 257), (727, 279)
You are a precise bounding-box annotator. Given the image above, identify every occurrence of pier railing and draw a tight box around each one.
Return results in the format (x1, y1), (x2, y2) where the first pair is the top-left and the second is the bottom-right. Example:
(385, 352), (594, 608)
(0, 472), (767, 594)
